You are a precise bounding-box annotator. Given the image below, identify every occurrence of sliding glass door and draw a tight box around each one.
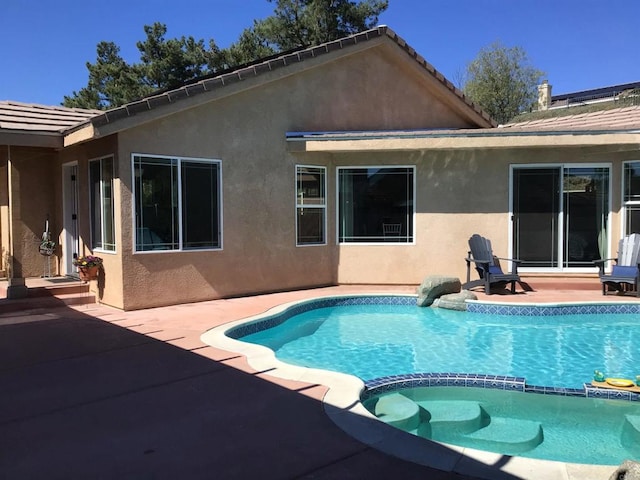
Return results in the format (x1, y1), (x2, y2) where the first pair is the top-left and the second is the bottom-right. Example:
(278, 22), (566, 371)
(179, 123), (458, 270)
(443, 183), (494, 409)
(512, 165), (610, 271)
(512, 168), (560, 268)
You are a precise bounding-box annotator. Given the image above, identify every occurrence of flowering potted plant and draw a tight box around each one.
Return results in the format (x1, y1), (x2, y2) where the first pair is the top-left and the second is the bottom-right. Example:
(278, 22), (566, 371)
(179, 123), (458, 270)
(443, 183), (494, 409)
(73, 255), (103, 281)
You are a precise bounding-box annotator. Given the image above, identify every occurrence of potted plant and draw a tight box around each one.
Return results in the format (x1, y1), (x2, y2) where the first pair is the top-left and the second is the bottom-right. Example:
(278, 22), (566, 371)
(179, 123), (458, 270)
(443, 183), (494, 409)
(73, 255), (103, 282)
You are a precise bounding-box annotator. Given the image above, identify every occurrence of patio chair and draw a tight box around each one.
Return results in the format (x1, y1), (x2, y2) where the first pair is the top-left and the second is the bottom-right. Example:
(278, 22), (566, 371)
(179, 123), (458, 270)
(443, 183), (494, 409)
(594, 233), (640, 296)
(462, 234), (531, 295)
(382, 223), (402, 238)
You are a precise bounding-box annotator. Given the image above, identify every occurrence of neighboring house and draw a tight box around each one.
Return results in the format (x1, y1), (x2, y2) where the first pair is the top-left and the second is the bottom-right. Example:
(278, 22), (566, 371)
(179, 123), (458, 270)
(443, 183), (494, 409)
(1, 26), (639, 310)
(538, 80), (640, 110)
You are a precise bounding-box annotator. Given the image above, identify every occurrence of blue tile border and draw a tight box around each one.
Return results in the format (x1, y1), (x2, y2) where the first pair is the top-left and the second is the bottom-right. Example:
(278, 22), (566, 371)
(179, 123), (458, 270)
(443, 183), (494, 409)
(226, 294), (640, 403)
(362, 373), (526, 400)
(229, 294), (640, 340)
(362, 374), (640, 403)
(467, 302), (640, 316)
(226, 295), (415, 339)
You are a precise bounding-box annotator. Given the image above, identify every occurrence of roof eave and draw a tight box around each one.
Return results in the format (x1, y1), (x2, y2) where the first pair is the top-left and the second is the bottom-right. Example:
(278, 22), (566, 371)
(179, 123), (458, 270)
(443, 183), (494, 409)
(0, 129), (63, 149)
(287, 129), (640, 153)
(63, 123), (96, 147)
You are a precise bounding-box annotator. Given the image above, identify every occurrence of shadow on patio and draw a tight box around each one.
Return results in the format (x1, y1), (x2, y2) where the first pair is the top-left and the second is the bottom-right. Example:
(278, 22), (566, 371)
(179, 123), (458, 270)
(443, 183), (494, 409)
(0, 302), (521, 480)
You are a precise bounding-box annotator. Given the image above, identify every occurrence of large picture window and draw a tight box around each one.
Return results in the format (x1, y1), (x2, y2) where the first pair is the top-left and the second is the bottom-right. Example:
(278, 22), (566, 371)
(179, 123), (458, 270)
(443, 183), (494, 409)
(133, 154), (221, 251)
(296, 166), (326, 245)
(89, 156), (115, 251)
(338, 166), (414, 243)
(623, 161), (640, 235)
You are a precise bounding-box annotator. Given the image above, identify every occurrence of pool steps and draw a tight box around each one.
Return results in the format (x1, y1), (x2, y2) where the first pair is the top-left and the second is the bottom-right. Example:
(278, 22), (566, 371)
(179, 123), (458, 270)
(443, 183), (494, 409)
(622, 415), (640, 456)
(462, 417), (543, 454)
(374, 394), (543, 454)
(416, 400), (485, 436)
(374, 393), (421, 430)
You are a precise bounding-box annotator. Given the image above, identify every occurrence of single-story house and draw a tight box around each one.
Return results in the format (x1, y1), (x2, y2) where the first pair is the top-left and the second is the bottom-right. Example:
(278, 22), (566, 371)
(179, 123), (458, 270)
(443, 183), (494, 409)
(1, 26), (639, 310)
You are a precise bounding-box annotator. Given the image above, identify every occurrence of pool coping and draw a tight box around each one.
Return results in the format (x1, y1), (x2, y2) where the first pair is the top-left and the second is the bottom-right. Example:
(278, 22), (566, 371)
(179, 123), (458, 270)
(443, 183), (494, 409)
(200, 293), (621, 480)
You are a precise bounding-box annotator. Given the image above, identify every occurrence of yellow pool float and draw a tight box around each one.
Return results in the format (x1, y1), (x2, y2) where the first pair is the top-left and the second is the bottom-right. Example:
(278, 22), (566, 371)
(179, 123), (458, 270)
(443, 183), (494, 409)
(605, 378), (635, 388)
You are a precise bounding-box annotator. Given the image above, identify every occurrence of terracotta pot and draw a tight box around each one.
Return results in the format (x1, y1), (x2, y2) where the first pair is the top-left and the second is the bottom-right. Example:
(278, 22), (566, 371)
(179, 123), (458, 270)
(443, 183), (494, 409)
(78, 266), (99, 282)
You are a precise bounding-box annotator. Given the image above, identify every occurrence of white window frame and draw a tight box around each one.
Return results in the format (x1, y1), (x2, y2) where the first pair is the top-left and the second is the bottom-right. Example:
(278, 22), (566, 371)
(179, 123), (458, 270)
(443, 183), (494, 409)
(295, 165), (327, 247)
(622, 160), (640, 237)
(131, 153), (223, 253)
(336, 165), (416, 245)
(509, 162), (611, 273)
(88, 154), (116, 253)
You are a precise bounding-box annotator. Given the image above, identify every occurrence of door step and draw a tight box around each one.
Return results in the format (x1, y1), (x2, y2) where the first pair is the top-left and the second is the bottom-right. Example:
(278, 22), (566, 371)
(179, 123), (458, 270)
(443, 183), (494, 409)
(0, 277), (95, 313)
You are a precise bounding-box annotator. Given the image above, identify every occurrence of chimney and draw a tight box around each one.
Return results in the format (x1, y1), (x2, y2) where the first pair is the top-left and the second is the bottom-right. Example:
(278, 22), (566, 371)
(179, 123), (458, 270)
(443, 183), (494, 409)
(538, 80), (552, 111)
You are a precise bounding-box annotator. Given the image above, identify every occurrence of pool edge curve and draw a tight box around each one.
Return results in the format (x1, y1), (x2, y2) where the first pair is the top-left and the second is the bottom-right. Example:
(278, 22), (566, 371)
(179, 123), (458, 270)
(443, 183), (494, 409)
(199, 293), (619, 480)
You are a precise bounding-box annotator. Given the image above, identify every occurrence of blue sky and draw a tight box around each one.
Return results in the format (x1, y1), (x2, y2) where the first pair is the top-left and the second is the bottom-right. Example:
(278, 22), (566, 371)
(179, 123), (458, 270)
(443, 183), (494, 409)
(2, 0), (639, 106)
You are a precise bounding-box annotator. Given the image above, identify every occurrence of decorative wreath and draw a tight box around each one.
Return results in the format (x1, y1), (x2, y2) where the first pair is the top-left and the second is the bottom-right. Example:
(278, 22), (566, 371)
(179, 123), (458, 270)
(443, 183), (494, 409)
(39, 239), (56, 256)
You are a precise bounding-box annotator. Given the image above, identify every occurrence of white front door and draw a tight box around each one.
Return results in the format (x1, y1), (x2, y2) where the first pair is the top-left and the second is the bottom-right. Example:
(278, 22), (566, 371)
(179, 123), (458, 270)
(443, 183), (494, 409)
(62, 163), (80, 276)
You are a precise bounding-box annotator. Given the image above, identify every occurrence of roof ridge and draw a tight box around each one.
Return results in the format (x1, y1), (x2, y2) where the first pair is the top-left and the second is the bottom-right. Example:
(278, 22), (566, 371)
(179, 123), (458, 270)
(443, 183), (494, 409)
(81, 25), (495, 133)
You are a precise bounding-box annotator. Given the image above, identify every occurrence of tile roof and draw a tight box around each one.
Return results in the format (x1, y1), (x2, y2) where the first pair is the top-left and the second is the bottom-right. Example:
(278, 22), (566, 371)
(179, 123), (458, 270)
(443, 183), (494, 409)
(83, 25), (495, 132)
(0, 101), (101, 133)
(502, 105), (640, 132)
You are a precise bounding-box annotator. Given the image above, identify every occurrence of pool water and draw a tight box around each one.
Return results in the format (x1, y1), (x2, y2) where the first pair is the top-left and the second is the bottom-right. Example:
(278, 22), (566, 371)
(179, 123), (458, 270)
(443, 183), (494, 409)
(236, 300), (640, 465)
(240, 303), (640, 388)
(363, 386), (640, 465)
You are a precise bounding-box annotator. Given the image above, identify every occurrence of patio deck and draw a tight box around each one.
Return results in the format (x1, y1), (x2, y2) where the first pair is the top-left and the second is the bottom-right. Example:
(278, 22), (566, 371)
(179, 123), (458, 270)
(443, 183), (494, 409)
(0, 279), (631, 479)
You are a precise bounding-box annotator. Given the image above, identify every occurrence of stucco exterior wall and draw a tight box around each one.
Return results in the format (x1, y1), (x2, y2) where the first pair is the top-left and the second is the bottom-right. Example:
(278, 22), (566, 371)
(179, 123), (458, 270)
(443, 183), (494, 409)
(109, 44), (479, 310)
(58, 136), (122, 308)
(2, 147), (59, 278)
(48, 40), (639, 310)
(313, 146), (636, 285)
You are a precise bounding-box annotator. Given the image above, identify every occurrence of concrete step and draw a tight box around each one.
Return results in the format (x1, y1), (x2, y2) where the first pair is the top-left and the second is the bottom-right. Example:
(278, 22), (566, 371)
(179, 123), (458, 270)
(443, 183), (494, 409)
(27, 283), (89, 297)
(0, 277), (95, 313)
(521, 276), (601, 291)
(0, 292), (96, 314)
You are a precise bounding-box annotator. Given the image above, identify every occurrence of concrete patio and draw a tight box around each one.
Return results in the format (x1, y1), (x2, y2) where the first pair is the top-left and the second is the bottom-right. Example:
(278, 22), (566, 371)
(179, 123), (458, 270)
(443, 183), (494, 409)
(0, 279), (634, 479)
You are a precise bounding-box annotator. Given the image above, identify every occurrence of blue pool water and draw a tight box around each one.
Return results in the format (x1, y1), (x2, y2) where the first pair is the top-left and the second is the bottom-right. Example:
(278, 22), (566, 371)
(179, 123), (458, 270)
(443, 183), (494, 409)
(240, 303), (640, 388)
(235, 299), (640, 464)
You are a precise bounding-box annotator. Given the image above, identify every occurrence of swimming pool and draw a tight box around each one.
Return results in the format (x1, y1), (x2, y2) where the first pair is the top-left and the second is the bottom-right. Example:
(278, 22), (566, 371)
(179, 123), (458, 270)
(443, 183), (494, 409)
(223, 295), (640, 466)
(235, 298), (640, 390)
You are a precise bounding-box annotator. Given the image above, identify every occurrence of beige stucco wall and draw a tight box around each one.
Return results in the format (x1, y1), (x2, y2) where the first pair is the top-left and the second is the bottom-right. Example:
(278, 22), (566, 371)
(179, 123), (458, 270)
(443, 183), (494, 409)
(0, 146), (59, 278)
(107, 43), (482, 310)
(321, 146), (638, 285)
(58, 136), (122, 308)
(39, 39), (638, 310)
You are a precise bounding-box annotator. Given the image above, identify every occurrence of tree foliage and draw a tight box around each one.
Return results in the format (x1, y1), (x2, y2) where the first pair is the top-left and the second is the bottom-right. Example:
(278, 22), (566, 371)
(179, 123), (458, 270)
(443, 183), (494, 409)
(64, 23), (226, 109)
(463, 42), (545, 124)
(253, 0), (388, 51)
(220, 27), (277, 68)
(64, 0), (388, 110)
(63, 41), (148, 109)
